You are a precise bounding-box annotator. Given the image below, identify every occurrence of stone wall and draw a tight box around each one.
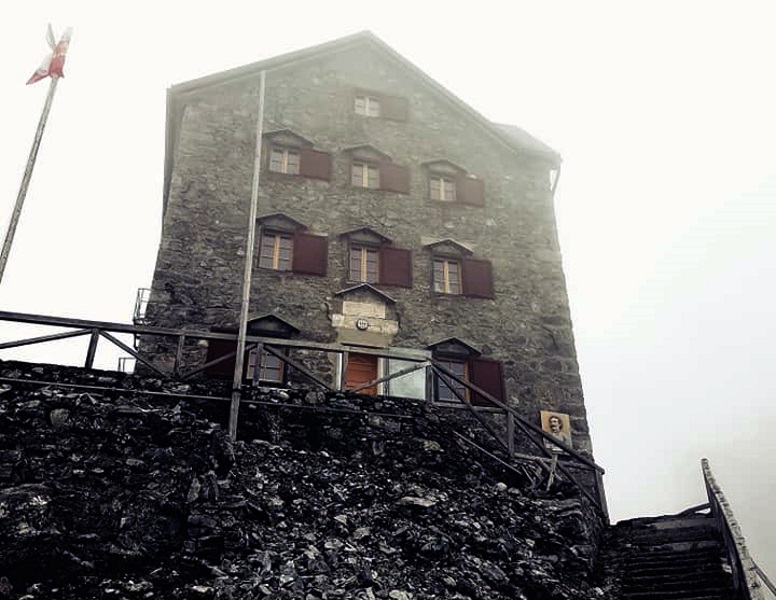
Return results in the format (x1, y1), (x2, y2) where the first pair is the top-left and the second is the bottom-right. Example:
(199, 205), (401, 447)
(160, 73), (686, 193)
(146, 40), (591, 453)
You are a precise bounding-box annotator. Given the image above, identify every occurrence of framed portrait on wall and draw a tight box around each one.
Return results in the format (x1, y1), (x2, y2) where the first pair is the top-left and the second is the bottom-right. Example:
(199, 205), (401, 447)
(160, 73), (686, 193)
(540, 410), (573, 452)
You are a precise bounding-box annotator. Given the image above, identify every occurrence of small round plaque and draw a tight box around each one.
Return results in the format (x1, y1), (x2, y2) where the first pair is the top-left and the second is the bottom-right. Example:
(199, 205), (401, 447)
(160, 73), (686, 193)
(355, 318), (369, 331)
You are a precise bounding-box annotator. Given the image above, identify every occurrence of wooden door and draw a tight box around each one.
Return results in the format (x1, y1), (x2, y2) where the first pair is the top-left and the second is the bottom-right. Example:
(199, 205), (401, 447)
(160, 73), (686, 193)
(344, 353), (378, 395)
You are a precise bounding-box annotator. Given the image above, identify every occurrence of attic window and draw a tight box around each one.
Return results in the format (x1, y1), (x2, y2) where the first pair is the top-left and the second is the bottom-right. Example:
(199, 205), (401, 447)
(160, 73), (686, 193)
(259, 232), (293, 270)
(355, 95), (380, 117)
(352, 162), (380, 188)
(429, 175), (456, 202)
(269, 147), (300, 175)
(425, 161), (484, 206)
(353, 90), (408, 121)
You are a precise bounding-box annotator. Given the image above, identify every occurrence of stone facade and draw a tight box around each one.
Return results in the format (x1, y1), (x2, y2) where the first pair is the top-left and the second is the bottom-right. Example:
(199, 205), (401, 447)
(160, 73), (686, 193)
(145, 32), (592, 454)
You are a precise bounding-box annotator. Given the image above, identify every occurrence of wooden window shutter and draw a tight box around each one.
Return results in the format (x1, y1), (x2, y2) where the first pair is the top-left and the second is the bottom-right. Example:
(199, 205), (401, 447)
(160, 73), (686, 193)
(469, 358), (505, 406)
(381, 95), (409, 121)
(379, 246), (412, 287)
(461, 257), (494, 299)
(456, 174), (485, 206)
(292, 233), (328, 276)
(205, 339), (237, 379)
(299, 148), (331, 180)
(379, 162), (410, 194)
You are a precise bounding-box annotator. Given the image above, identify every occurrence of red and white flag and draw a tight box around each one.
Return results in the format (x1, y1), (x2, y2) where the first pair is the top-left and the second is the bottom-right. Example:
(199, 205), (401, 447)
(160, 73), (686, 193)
(27, 25), (73, 85)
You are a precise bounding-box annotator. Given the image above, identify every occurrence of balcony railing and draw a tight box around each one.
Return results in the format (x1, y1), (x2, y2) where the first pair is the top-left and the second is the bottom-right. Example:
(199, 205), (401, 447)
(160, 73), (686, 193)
(0, 308), (608, 519)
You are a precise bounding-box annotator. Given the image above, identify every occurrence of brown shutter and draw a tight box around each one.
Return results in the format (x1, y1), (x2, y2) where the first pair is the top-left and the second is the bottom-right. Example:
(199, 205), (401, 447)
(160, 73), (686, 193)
(456, 174), (485, 206)
(379, 162), (410, 194)
(461, 257), (494, 299)
(379, 246), (412, 287)
(292, 233), (328, 276)
(469, 358), (504, 406)
(205, 339), (237, 379)
(299, 148), (331, 180)
(381, 95), (409, 121)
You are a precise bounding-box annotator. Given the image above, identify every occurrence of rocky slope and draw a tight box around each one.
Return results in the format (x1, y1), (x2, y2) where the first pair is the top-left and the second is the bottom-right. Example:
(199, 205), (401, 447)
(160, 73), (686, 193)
(0, 361), (608, 599)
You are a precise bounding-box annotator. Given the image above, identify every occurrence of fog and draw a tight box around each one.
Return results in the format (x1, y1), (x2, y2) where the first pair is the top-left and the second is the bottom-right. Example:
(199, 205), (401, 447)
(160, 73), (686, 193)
(1, 0), (773, 580)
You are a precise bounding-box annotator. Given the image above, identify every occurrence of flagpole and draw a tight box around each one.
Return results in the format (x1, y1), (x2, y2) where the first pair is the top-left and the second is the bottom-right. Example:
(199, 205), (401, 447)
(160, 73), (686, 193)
(229, 70), (266, 441)
(0, 75), (60, 285)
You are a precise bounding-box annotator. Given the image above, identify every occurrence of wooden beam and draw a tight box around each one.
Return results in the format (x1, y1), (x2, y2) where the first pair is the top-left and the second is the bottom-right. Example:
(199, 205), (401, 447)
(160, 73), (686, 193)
(0, 327), (91, 350)
(262, 344), (334, 391)
(99, 331), (171, 380)
(0, 309), (430, 360)
(348, 360), (429, 394)
(432, 359), (604, 473)
(432, 366), (510, 454)
(84, 329), (100, 369)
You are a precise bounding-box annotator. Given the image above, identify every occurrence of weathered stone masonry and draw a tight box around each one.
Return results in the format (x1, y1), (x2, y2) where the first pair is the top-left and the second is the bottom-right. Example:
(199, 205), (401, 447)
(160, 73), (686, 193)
(145, 32), (592, 453)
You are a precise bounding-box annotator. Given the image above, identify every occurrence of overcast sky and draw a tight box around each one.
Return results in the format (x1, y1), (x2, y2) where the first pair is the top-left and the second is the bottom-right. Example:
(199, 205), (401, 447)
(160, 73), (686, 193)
(1, 0), (774, 579)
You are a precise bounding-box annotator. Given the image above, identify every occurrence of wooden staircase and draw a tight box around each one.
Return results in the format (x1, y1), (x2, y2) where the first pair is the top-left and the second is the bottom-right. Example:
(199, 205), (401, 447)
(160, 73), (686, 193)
(602, 511), (738, 599)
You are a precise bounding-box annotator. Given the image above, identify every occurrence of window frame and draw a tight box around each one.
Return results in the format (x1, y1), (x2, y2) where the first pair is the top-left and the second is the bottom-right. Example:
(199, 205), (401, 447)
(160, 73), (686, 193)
(349, 244), (380, 284)
(268, 146), (301, 175)
(433, 257), (462, 295)
(351, 161), (380, 189)
(354, 94), (381, 117)
(435, 359), (470, 402)
(429, 174), (456, 202)
(258, 231), (293, 271)
(246, 347), (285, 385)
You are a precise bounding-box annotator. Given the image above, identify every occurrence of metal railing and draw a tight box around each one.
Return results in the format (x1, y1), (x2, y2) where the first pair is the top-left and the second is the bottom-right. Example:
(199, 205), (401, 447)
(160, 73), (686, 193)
(702, 459), (768, 600)
(0, 309), (608, 518)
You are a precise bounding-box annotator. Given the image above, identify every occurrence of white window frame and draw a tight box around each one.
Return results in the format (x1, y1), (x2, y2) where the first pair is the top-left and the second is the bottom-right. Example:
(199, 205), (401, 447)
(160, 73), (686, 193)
(269, 147), (300, 175)
(258, 231), (293, 271)
(355, 95), (380, 117)
(352, 162), (380, 189)
(429, 175), (456, 202)
(433, 257), (461, 295)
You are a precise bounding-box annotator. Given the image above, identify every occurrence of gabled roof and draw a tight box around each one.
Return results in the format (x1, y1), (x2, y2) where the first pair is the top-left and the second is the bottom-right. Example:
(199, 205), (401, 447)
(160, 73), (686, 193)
(339, 227), (392, 244)
(163, 31), (560, 215)
(342, 144), (392, 161)
(246, 312), (301, 335)
(427, 336), (482, 356)
(422, 238), (474, 256)
(334, 283), (397, 304)
(256, 212), (307, 231)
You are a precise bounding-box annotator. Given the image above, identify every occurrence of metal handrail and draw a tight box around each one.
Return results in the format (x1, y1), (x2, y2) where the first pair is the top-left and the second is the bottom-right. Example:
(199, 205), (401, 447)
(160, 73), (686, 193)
(702, 459), (766, 600)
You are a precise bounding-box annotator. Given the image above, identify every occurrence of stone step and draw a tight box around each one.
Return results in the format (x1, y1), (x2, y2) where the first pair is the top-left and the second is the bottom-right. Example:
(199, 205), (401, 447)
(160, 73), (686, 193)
(623, 575), (732, 593)
(626, 564), (726, 579)
(607, 548), (724, 568)
(622, 589), (733, 600)
(625, 565), (727, 580)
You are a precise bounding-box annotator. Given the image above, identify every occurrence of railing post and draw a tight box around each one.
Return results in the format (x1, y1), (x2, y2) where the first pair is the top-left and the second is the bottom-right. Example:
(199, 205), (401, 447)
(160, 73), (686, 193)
(84, 329), (100, 369)
(506, 412), (515, 457)
(174, 333), (186, 376)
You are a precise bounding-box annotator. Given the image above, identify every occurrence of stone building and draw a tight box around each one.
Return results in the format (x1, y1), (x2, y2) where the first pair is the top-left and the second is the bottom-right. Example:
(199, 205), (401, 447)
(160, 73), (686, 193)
(145, 31), (592, 453)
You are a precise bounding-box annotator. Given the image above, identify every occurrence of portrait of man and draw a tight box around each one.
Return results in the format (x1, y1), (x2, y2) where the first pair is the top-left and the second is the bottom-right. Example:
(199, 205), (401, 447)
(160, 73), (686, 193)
(540, 410), (573, 450)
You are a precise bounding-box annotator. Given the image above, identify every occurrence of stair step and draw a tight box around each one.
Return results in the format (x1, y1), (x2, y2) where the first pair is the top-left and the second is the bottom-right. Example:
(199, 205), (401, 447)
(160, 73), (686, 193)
(626, 564), (726, 578)
(626, 569), (728, 583)
(622, 590), (731, 600)
(623, 577), (732, 593)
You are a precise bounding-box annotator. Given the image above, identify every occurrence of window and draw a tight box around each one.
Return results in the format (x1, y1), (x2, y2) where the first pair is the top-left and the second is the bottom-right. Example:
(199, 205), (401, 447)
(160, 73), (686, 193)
(430, 175), (456, 202)
(355, 95), (380, 117)
(352, 162), (380, 189)
(353, 91), (408, 121)
(259, 232), (293, 270)
(430, 339), (505, 406)
(436, 359), (469, 402)
(247, 348), (284, 384)
(433, 258), (461, 295)
(269, 147), (300, 174)
(350, 245), (379, 283)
